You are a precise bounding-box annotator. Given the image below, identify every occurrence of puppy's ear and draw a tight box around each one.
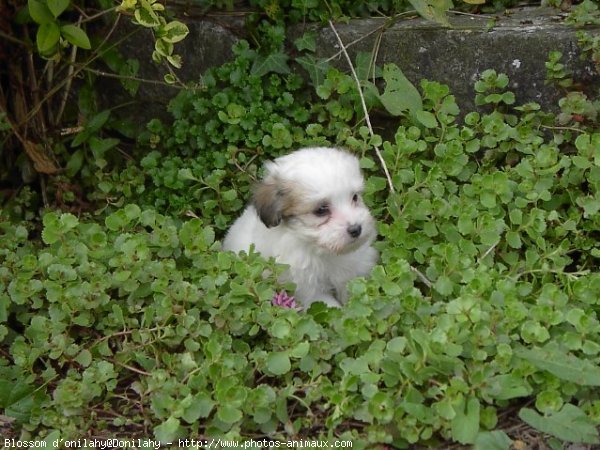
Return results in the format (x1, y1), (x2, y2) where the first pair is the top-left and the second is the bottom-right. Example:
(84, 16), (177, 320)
(253, 179), (286, 228)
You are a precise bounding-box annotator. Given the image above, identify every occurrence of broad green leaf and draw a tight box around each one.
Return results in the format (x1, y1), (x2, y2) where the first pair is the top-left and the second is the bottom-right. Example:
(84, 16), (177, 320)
(154, 416), (182, 443)
(61, 25), (91, 49)
(47, 0), (69, 17)
(266, 351), (291, 375)
(74, 349), (92, 367)
(36, 22), (60, 55)
(416, 110), (438, 128)
(217, 405), (243, 424)
(474, 431), (512, 450)
(434, 275), (453, 296)
(182, 393), (214, 423)
(506, 230), (522, 249)
(378, 64), (422, 116)
(28, 0), (54, 24)
(516, 344), (600, 386)
(519, 405), (599, 444)
(451, 396), (480, 444)
(289, 342), (310, 358)
(251, 52), (290, 77)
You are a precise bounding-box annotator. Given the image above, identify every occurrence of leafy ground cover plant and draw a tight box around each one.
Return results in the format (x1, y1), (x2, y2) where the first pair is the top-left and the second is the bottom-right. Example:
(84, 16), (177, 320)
(2, 40), (600, 446)
(2, 0), (600, 447)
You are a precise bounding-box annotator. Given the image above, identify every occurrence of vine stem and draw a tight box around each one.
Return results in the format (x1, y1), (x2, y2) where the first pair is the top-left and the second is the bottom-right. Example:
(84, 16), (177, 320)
(327, 20), (395, 195)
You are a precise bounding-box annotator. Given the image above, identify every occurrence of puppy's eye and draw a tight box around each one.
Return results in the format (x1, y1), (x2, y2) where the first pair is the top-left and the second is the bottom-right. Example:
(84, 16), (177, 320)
(352, 193), (360, 203)
(313, 203), (330, 217)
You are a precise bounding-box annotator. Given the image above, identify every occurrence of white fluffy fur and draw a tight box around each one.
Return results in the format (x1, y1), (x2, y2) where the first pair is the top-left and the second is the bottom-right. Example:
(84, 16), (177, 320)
(223, 147), (378, 308)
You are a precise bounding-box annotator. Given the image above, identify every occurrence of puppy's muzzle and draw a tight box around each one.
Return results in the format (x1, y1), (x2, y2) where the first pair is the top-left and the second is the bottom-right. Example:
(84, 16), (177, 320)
(347, 224), (362, 239)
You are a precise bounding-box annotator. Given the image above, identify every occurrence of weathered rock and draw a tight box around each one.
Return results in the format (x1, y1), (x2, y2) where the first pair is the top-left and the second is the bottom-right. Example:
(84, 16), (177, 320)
(98, 18), (241, 127)
(301, 7), (600, 114)
(100, 7), (600, 128)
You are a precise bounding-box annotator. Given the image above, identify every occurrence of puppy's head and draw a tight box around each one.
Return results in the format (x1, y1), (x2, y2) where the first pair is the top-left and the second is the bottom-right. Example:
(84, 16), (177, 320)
(253, 147), (375, 254)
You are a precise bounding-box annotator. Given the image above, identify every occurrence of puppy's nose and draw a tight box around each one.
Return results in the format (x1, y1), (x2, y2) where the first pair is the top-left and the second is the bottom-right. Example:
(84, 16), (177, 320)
(347, 224), (362, 238)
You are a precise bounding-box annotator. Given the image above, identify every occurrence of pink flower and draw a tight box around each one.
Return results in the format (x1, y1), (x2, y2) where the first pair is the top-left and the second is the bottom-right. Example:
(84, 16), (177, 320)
(272, 290), (301, 310)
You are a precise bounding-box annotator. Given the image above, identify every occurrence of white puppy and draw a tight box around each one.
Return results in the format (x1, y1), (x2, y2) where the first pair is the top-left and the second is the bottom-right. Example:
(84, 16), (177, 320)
(223, 147), (378, 308)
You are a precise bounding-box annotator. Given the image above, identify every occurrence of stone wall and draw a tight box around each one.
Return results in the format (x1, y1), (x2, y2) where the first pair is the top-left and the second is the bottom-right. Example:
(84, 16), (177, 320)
(104, 7), (600, 127)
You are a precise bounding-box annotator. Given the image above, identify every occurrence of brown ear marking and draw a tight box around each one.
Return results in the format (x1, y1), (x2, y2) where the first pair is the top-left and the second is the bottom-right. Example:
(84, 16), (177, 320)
(253, 179), (286, 228)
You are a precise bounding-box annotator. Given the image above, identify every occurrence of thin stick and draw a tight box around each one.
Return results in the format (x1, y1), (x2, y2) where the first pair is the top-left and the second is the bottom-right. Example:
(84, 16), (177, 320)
(329, 20), (434, 289)
(55, 17), (81, 126)
(410, 266), (433, 288)
(327, 20), (395, 194)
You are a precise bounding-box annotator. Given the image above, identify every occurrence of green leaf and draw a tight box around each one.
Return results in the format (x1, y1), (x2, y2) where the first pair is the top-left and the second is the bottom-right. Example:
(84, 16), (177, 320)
(134, 0), (160, 27)
(408, 0), (452, 26)
(474, 431), (513, 450)
(182, 393), (214, 423)
(294, 31), (317, 52)
(519, 405), (599, 444)
(506, 230), (522, 249)
(378, 64), (422, 116)
(160, 21), (189, 44)
(270, 319), (291, 339)
(217, 405), (243, 424)
(289, 342), (310, 358)
(251, 52), (290, 77)
(75, 349), (92, 367)
(61, 25), (91, 49)
(451, 396), (480, 444)
(47, 0), (69, 17)
(516, 344), (600, 386)
(66, 149), (84, 177)
(266, 351), (291, 375)
(434, 275), (453, 296)
(87, 110), (111, 132)
(154, 416), (182, 443)
(36, 22), (60, 55)
(297, 55), (330, 87)
(416, 110), (438, 128)
(28, 0), (54, 24)
(89, 137), (119, 159)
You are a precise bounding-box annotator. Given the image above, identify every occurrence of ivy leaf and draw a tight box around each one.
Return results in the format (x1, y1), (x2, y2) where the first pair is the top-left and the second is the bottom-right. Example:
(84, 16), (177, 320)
(519, 405), (600, 444)
(251, 52), (290, 77)
(61, 25), (91, 49)
(294, 31), (317, 52)
(378, 63), (422, 116)
(296, 55), (330, 87)
(408, 0), (453, 26)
